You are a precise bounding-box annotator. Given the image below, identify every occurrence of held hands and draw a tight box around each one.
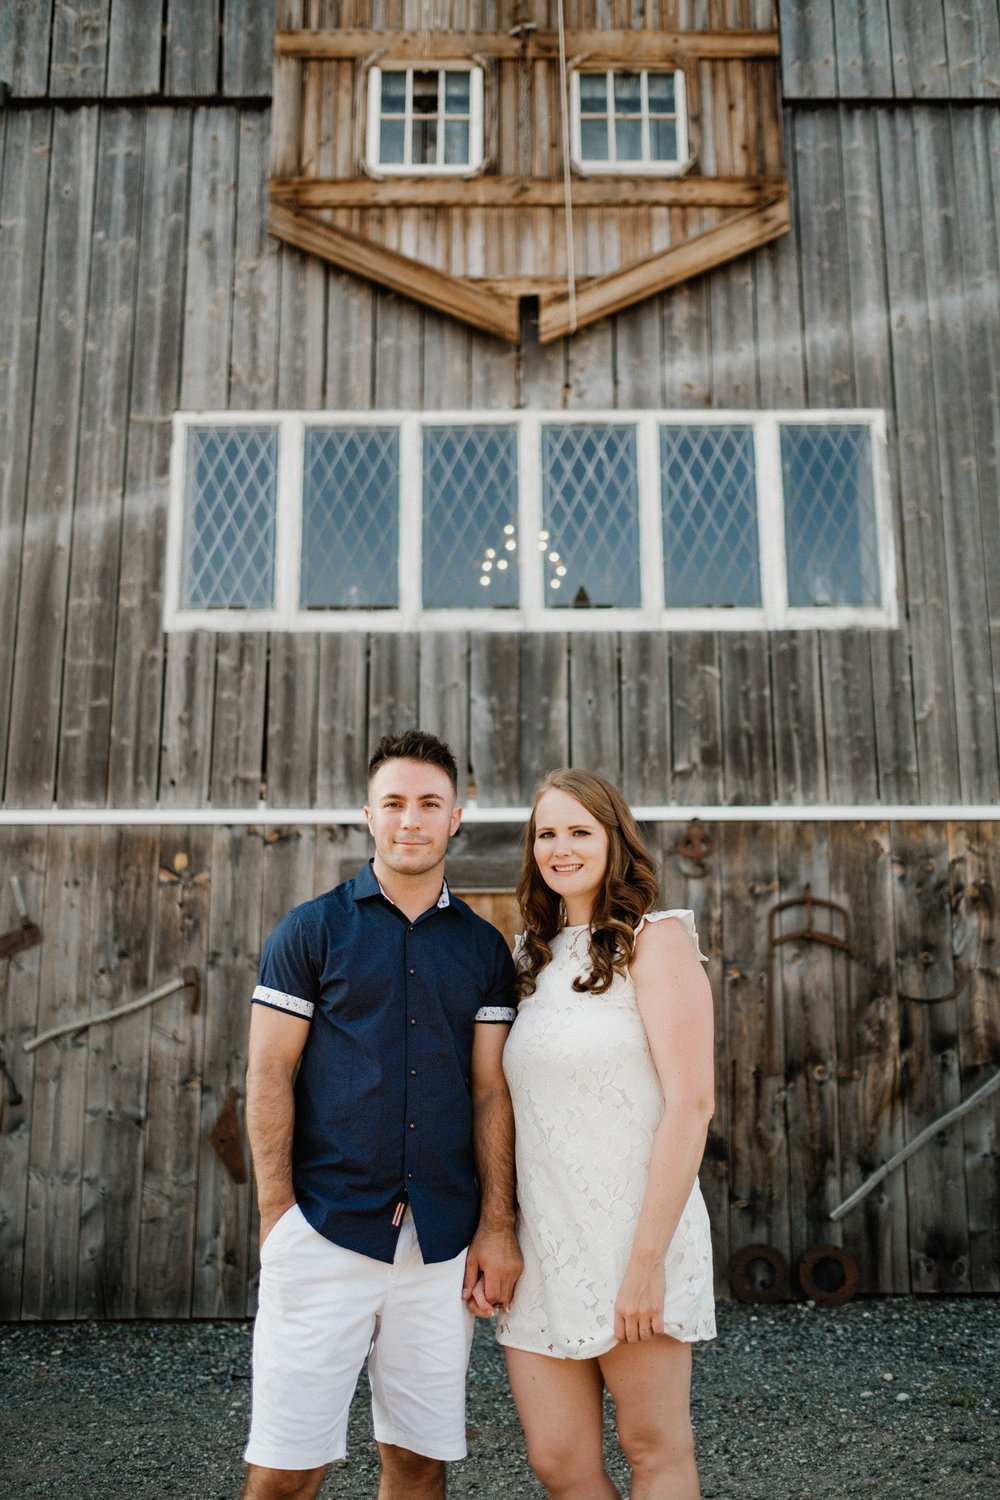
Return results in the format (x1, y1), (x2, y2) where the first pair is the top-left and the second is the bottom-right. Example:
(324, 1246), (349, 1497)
(614, 1256), (666, 1344)
(462, 1224), (524, 1318)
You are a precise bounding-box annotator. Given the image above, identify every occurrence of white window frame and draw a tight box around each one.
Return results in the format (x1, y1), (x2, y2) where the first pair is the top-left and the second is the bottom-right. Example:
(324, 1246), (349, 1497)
(164, 409), (897, 633)
(365, 64), (485, 176)
(571, 68), (689, 176)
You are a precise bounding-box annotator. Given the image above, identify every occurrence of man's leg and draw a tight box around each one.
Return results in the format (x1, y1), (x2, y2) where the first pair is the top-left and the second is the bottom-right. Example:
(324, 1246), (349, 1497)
(243, 1206), (386, 1487)
(241, 1463), (327, 1500)
(376, 1442), (445, 1500)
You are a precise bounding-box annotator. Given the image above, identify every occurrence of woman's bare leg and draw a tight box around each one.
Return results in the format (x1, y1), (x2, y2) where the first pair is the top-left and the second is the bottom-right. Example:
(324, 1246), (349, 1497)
(504, 1347), (621, 1500)
(598, 1336), (699, 1500)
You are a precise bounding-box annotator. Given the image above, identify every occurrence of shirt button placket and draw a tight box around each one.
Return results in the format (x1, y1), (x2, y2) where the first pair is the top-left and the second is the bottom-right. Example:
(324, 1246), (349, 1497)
(405, 929), (418, 1185)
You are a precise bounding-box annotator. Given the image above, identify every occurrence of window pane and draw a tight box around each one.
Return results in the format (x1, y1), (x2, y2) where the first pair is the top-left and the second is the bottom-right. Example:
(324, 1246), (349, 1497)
(412, 71), (438, 114)
(660, 426), (761, 607)
(380, 71), (406, 111)
(423, 426), (519, 608)
(580, 118), (609, 160)
(578, 74), (608, 112)
(649, 118), (677, 161)
(541, 425), (641, 608)
(614, 72), (642, 112)
(380, 119), (406, 164)
(412, 117), (438, 164)
(444, 72), (470, 112)
(183, 426), (277, 608)
(444, 120), (470, 165)
(781, 425), (880, 606)
(301, 428), (399, 608)
(615, 118), (642, 161)
(647, 73), (675, 110)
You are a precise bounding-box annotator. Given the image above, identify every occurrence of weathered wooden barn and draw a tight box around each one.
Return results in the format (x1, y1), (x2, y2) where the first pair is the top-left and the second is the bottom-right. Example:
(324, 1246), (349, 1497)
(1, 0), (998, 1322)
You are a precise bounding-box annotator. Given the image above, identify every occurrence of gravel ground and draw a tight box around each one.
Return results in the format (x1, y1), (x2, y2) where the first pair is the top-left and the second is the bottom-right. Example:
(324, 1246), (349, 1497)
(0, 1299), (997, 1499)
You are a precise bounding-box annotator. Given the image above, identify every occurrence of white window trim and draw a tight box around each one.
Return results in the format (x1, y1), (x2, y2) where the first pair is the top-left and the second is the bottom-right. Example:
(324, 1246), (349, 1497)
(164, 409), (898, 634)
(571, 68), (689, 177)
(366, 64), (484, 176)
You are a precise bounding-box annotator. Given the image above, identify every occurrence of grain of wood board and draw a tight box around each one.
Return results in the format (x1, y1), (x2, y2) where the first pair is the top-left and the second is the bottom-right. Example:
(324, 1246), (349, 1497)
(273, 27), (781, 60)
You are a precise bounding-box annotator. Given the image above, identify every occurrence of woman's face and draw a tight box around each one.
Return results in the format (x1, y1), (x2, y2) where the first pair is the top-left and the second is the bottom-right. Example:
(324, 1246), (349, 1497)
(532, 787), (610, 921)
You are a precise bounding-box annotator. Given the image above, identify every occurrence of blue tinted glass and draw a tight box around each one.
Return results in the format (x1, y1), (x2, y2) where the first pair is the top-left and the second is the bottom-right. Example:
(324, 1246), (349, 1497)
(614, 73), (642, 112)
(580, 118), (609, 160)
(380, 119), (406, 163)
(444, 73), (470, 113)
(541, 425), (641, 608)
(423, 427), (519, 608)
(650, 118), (677, 160)
(615, 118), (642, 161)
(301, 428), (399, 608)
(444, 120), (470, 165)
(660, 426), (760, 607)
(647, 73), (675, 110)
(578, 74), (607, 112)
(380, 71), (406, 111)
(781, 425), (879, 606)
(412, 117), (437, 164)
(184, 426), (277, 608)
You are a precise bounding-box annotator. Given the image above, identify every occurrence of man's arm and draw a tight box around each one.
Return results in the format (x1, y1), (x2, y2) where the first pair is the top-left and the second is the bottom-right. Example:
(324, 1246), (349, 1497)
(245, 1003), (311, 1248)
(462, 1022), (523, 1315)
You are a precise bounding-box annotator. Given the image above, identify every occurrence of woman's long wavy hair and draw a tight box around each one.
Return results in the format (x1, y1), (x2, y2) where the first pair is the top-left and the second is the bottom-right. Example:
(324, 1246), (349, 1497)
(515, 768), (659, 997)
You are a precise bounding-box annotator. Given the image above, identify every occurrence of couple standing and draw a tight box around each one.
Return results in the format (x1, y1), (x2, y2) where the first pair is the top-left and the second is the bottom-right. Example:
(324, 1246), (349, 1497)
(241, 729), (716, 1500)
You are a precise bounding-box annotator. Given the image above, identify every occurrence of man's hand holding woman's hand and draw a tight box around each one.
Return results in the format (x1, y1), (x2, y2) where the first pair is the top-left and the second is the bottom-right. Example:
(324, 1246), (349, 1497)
(462, 1224), (523, 1317)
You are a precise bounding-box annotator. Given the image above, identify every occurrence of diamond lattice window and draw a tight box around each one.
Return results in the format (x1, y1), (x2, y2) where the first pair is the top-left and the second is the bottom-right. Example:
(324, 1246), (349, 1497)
(182, 426), (277, 608)
(423, 426), (520, 608)
(781, 425), (880, 607)
(541, 425), (641, 608)
(301, 427), (400, 608)
(660, 425), (761, 607)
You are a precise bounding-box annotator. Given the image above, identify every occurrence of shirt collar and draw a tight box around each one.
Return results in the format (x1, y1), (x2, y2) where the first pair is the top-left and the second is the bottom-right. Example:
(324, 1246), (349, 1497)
(354, 859), (451, 911)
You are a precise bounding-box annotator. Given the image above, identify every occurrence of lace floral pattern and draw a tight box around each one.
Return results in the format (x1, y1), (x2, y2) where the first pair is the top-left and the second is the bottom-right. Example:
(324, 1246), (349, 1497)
(496, 911), (716, 1359)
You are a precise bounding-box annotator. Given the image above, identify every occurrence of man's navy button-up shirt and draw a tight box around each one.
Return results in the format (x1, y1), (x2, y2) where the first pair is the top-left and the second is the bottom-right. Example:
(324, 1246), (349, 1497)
(252, 861), (517, 1264)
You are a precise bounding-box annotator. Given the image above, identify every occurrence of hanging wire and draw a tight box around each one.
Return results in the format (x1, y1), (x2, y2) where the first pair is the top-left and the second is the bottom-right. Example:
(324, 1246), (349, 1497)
(555, 0), (578, 334)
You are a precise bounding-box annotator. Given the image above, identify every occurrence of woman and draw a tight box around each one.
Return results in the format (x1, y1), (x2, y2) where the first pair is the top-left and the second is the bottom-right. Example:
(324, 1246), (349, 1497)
(495, 769), (715, 1500)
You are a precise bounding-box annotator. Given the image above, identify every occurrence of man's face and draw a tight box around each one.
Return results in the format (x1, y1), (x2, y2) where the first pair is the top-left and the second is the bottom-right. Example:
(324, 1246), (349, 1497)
(364, 758), (461, 879)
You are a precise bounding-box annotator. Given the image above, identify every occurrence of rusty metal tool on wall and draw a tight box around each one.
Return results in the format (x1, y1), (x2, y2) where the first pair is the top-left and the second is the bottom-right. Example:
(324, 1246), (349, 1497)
(0, 876), (43, 960)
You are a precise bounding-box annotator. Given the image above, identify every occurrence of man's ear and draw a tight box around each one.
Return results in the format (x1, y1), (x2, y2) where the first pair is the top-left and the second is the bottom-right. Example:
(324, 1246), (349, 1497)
(363, 805), (374, 834)
(450, 806), (463, 837)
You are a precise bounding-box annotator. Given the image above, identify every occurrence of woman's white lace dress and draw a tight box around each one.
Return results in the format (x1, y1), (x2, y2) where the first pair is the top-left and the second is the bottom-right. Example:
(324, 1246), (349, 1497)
(496, 910), (716, 1359)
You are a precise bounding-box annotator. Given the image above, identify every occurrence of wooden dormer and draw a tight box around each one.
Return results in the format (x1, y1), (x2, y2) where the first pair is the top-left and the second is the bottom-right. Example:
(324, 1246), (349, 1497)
(268, 3), (789, 342)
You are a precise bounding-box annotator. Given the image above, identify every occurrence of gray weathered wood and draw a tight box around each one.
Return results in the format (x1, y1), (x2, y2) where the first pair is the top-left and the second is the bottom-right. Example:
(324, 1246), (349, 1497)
(670, 632), (723, 805)
(719, 634), (775, 804)
(620, 634), (671, 805)
(0, 111), (51, 802)
(832, 0), (893, 98)
(21, 827), (101, 1319)
(137, 825), (212, 1317)
(107, 109), (192, 807)
(6, 109), (99, 807)
(778, 0), (836, 98)
(887, 0), (950, 98)
(944, 1), (1000, 98)
(771, 631), (827, 803)
(892, 821), (971, 1292)
(469, 634), (521, 804)
(224, 0), (279, 95)
(568, 632), (621, 781)
(820, 631), (878, 804)
(76, 827), (158, 1316)
(192, 825), (262, 1316)
(57, 108), (144, 807)
(166, 0), (223, 96)
(266, 635), (320, 806)
(0, 829), (48, 1318)
(829, 820), (909, 1291)
(209, 634), (268, 806)
(50, 0), (109, 96)
(368, 634), (420, 744)
(107, 0), (163, 96)
(1, 0), (53, 95)
(792, 107), (853, 405)
(420, 631), (471, 801)
(519, 632), (569, 793)
(316, 634), (370, 808)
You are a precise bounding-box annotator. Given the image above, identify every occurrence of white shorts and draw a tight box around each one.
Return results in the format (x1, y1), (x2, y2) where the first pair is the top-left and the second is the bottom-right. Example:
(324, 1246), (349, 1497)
(244, 1205), (475, 1470)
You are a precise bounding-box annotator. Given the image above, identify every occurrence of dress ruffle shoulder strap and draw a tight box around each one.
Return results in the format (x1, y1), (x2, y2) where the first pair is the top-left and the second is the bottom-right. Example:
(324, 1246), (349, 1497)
(633, 909), (709, 963)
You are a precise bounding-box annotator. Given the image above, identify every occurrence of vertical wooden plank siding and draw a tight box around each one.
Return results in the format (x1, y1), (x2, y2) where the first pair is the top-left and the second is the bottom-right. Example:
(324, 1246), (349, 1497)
(620, 635), (671, 805)
(316, 635), (370, 808)
(166, 0), (223, 96)
(21, 827), (102, 1319)
(6, 109), (99, 808)
(0, 111), (51, 801)
(2, 0), (54, 96)
(519, 633), (570, 790)
(831, 0), (893, 98)
(107, 109), (192, 807)
(770, 632), (826, 803)
(49, 0), (109, 96)
(76, 827), (159, 1316)
(778, 0), (836, 97)
(419, 633), (471, 801)
(892, 821), (971, 1292)
(137, 826), (213, 1317)
(886, 0), (950, 99)
(57, 108), (144, 806)
(223, 0), (280, 96)
(719, 636), (775, 805)
(671, 633), (724, 805)
(947, 821), (1000, 1293)
(0, 829), (48, 1318)
(569, 633), (621, 782)
(106, 0), (164, 96)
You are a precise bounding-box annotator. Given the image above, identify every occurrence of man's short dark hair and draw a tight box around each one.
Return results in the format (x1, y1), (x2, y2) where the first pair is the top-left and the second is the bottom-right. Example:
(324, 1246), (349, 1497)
(367, 729), (459, 791)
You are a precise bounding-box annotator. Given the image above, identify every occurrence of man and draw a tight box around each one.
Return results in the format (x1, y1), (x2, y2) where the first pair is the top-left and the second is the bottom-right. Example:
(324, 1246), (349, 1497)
(241, 729), (522, 1500)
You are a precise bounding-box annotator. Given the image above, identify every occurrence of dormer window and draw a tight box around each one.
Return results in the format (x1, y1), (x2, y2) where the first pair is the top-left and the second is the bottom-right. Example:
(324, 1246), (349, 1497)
(367, 65), (484, 175)
(572, 70), (688, 174)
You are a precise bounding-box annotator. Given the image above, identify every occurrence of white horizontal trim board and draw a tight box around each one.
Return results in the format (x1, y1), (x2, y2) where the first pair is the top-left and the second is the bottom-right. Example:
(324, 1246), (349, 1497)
(1, 806), (996, 828)
(165, 408), (897, 633)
